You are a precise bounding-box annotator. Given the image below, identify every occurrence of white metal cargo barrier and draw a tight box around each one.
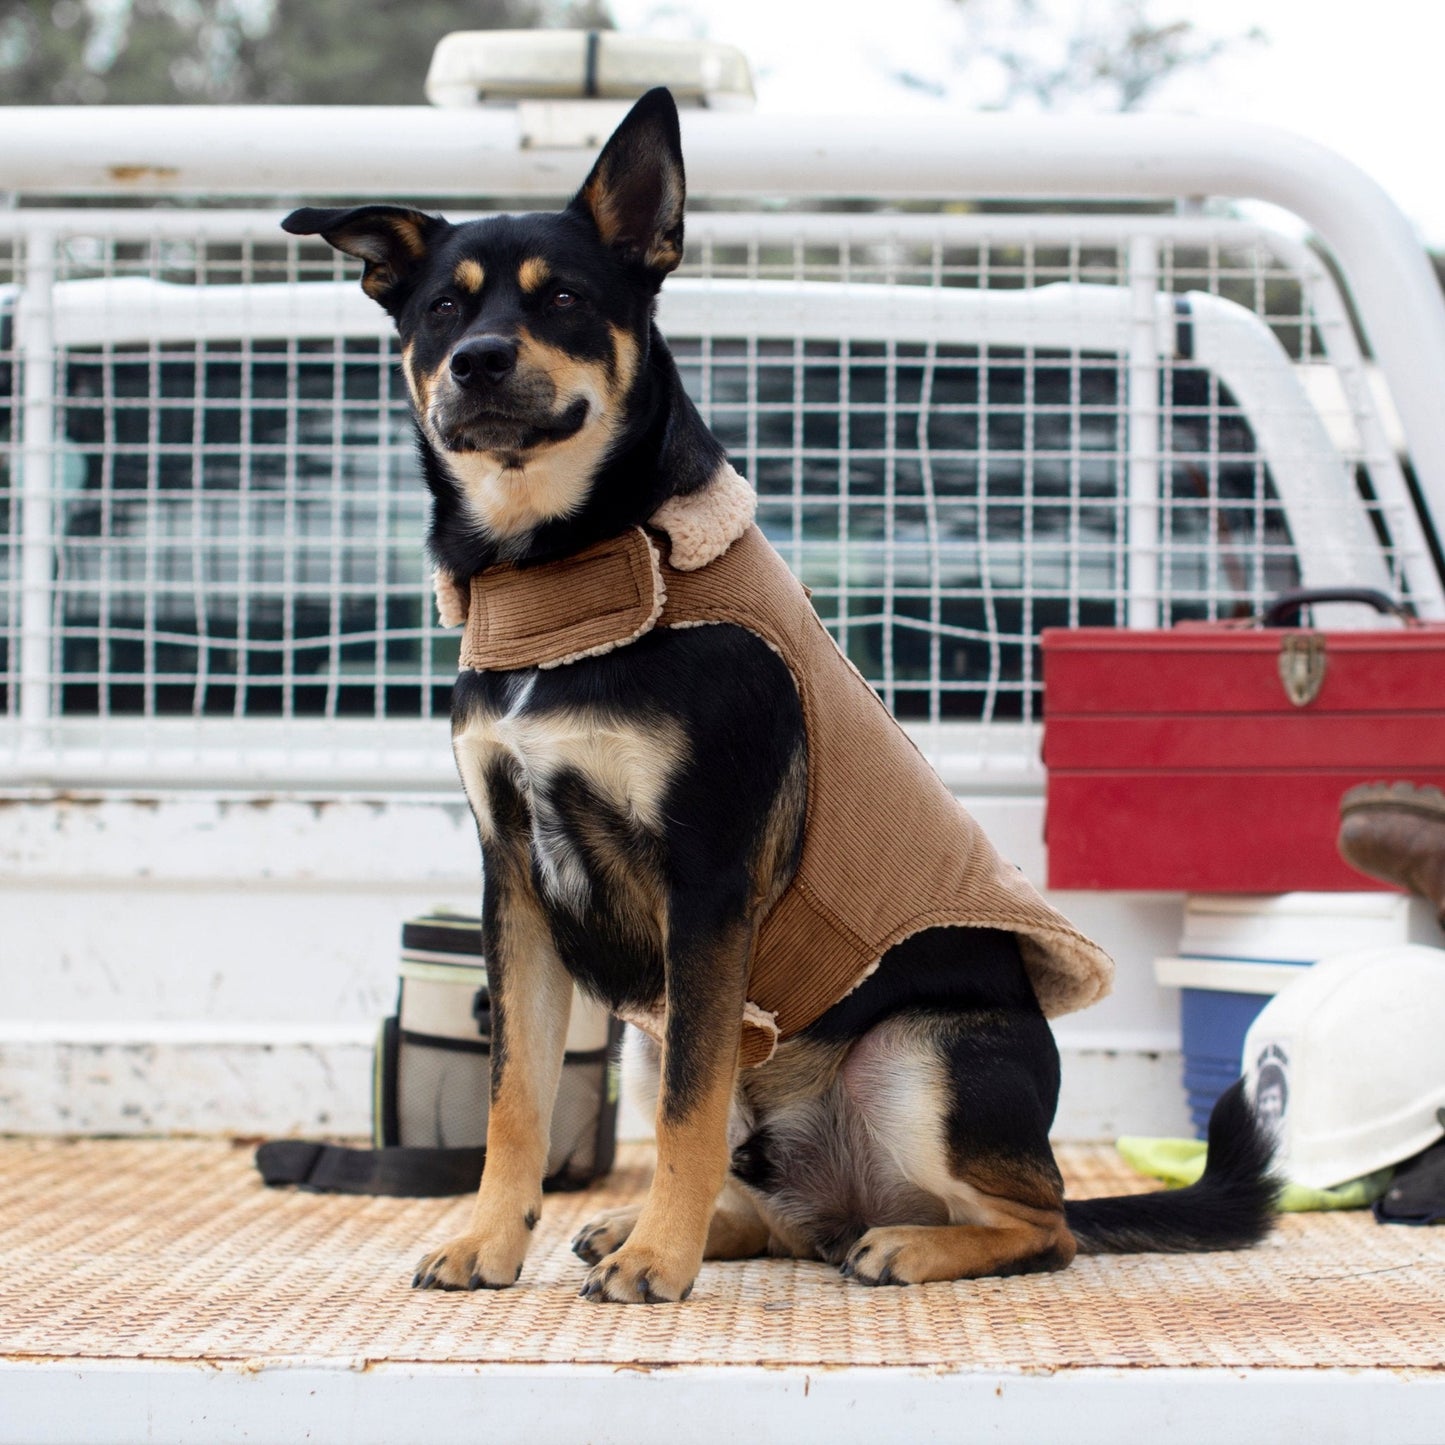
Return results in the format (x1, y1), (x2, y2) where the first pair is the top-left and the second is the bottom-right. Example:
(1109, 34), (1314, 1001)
(3, 199), (1440, 790)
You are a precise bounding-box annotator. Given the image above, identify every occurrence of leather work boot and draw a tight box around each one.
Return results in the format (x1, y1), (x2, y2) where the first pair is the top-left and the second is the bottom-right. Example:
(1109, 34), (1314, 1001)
(1338, 782), (1445, 928)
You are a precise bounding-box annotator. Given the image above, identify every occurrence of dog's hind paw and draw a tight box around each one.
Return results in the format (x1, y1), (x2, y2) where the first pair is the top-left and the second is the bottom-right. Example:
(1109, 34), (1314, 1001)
(840, 1230), (909, 1287)
(571, 1205), (641, 1265)
(840, 1221), (1074, 1285)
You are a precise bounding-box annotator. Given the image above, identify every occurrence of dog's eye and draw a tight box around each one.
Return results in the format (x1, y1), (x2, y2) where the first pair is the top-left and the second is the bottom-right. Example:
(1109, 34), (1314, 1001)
(550, 289), (578, 309)
(430, 296), (457, 316)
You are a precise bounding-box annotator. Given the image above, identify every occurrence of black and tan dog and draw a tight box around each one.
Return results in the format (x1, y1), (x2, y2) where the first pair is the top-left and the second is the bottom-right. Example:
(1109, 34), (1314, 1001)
(283, 89), (1275, 1305)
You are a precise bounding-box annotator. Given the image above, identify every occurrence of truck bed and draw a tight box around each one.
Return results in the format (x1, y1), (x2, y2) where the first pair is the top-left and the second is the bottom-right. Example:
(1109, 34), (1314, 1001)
(2, 1137), (1441, 1443)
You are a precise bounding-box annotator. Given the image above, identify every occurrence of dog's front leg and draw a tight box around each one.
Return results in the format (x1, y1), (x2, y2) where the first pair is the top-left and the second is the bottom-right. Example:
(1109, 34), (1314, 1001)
(413, 860), (572, 1291)
(580, 911), (752, 1304)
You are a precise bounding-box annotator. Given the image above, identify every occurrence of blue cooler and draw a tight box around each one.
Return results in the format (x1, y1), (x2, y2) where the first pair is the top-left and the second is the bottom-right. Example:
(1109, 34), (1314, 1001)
(1159, 961), (1307, 1136)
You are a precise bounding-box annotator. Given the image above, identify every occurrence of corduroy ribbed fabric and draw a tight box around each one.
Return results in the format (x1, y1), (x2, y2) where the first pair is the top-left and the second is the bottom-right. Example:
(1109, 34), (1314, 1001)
(458, 514), (1114, 1066)
(457, 530), (666, 672)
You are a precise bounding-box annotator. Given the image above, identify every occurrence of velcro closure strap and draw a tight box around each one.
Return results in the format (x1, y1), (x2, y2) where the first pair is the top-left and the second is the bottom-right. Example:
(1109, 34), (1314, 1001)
(459, 527), (665, 673)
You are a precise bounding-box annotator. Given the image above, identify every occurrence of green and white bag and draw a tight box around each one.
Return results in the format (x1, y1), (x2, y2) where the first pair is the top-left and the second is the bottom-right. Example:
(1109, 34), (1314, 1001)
(257, 910), (622, 1197)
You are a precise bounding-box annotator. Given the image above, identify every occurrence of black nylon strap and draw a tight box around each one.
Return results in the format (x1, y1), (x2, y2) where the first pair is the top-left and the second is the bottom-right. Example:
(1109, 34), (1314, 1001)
(400, 916), (483, 956)
(255, 1140), (486, 1197)
(397, 1027), (490, 1056)
(255, 1140), (601, 1196)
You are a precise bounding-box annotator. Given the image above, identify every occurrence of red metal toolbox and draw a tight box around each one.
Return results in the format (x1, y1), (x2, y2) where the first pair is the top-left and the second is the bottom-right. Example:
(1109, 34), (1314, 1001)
(1041, 595), (1445, 892)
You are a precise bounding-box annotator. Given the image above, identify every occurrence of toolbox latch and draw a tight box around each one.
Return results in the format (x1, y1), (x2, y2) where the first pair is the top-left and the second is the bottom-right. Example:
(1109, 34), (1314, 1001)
(1278, 632), (1327, 706)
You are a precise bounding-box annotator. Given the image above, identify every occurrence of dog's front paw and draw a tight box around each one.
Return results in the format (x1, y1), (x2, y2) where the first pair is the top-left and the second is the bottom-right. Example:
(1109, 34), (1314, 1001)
(412, 1230), (530, 1292)
(571, 1205), (641, 1265)
(578, 1241), (697, 1304)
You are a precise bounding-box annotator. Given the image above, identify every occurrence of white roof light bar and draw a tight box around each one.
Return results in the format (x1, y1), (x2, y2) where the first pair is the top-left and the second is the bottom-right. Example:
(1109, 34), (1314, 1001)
(424, 30), (756, 109)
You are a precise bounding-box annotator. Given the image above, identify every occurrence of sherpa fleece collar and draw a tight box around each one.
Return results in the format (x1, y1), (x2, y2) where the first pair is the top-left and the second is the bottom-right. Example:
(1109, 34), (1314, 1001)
(445, 464), (757, 672)
(648, 462), (756, 571)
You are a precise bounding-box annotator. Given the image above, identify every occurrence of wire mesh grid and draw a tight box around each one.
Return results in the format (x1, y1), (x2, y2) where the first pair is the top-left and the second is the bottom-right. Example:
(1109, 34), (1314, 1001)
(2, 226), (440, 730)
(0, 209), (1422, 782)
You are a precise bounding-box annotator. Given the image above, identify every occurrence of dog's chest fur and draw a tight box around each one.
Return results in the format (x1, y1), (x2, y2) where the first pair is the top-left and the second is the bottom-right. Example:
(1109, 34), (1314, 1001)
(452, 668), (685, 921)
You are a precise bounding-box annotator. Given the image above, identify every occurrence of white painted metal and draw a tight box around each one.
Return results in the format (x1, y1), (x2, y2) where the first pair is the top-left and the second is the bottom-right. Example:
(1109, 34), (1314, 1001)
(30, 268), (1399, 609)
(1184, 290), (1401, 604)
(1262, 231), (1443, 615)
(1, 257), (1409, 789)
(17, 230), (56, 738)
(0, 788), (1190, 1137)
(0, 1022), (376, 1135)
(2, 205), (1430, 808)
(3, 1359), (1442, 1445)
(1, 291), (1393, 784)
(1126, 236), (1162, 629)
(2, 106), (1442, 534)
(0, 1025), (1188, 1140)
(0, 721), (457, 792)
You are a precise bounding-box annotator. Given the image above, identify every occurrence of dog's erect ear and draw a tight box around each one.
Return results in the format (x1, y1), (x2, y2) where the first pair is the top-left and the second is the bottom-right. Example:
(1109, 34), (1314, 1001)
(569, 87), (685, 282)
(281, 205), (449, 314)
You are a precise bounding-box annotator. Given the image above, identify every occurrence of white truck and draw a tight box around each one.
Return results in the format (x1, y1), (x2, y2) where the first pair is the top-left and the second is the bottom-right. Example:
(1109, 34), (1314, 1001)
(1, 34), (1441, 1139)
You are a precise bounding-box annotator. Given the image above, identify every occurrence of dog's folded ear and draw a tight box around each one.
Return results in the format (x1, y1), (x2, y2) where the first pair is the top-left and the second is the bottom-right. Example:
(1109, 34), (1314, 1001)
(569, 86), (685, 285)
(281, 205), (450, 314)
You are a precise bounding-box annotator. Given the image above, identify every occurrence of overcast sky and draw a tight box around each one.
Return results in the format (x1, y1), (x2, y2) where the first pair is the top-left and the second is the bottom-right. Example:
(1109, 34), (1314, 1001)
(610, 0), (1445, 245)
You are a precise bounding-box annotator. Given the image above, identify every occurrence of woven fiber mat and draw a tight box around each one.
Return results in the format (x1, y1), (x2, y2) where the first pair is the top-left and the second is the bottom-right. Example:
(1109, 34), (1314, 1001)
(2, 1138), (1442, 1372)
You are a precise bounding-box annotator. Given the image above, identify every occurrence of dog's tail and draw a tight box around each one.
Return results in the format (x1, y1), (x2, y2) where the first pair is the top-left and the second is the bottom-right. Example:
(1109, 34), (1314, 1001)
(1064, 1079), (1280, 1254)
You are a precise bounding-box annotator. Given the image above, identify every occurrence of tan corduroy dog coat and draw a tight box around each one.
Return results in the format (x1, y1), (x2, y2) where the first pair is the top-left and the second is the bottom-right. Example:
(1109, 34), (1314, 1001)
(444, 467), (1113, 1067)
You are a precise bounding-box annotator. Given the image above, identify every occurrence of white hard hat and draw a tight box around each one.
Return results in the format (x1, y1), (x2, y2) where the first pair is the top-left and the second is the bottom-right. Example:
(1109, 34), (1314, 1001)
(1243, 943), (1445, 1190)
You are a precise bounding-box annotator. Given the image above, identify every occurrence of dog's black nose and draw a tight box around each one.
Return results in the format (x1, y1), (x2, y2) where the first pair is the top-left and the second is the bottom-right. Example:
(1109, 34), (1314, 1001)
(450, 335), (518, 387)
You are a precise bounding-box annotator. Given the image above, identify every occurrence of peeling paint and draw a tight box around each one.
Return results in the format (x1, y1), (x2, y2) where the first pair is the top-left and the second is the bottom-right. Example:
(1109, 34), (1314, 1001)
(107, 164), (180, 184)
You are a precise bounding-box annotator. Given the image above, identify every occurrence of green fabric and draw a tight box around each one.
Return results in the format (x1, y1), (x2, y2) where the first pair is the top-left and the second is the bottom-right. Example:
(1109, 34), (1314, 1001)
(1115, 1136), (1394, 1212)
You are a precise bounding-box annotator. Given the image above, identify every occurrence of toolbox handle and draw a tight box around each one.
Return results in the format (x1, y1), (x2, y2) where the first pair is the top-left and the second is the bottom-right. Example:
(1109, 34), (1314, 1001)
(1260, 587), (1416, 628)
